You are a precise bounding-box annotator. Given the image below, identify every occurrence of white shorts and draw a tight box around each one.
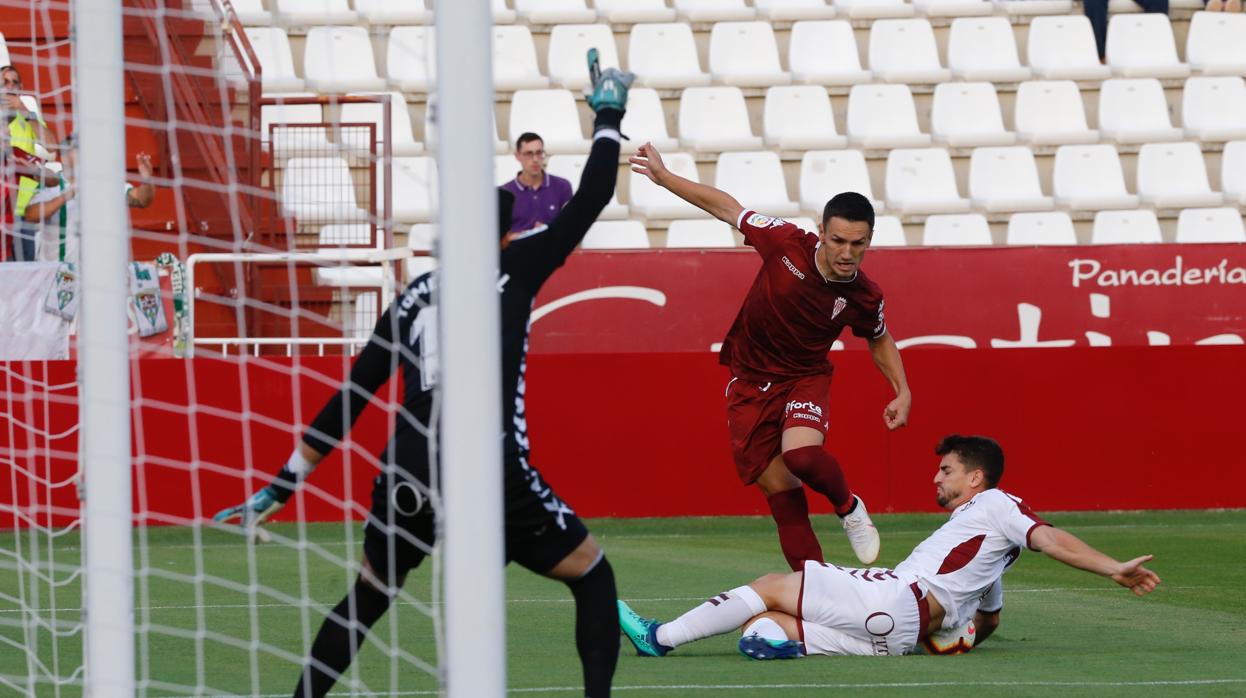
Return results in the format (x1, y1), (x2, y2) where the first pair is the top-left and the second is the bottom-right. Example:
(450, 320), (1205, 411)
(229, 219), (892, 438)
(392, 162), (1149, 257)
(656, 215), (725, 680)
(797, 561), (931, 657)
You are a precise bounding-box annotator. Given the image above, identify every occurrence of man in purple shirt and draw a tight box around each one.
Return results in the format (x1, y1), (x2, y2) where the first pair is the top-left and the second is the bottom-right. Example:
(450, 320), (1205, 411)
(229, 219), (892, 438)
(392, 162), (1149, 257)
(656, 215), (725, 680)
(501, 132), (573, 233)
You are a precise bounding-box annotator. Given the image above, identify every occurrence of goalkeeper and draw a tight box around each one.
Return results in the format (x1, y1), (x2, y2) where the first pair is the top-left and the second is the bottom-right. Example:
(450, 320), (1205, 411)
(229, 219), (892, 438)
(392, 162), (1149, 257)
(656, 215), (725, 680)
(214, 51), (633, 698)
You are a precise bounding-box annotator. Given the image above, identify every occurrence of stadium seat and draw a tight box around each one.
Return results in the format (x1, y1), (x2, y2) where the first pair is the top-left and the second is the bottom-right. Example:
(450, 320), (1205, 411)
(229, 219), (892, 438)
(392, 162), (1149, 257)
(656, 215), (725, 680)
(1223, 141), (1246, 204)
(493, 0), (517, 23)
(273, 0), (356, 25)
(922, 214), (992, 246)
(243, 27), (304, 92)
(546, 154), (629, 219)
(1137, 142), (1224, 209)
(969, 146), (1054, 213)
(1091, 209), (1163, 244)
(930, 82), (1016, 147)
(387, 156), (437, 223)
(678, 87), (763, 153)
(547, 24), (620, 90)
(260, 102), (329, 150)
(406, 224), (436, 252)
(1027, 15), (1111, 80)
(789, 20), (871, 86)
(315, 225), (384, 288)
(303, 27), (387, 94)
(789, 217), (819, 233)
(493, 26), (549, 91)
(947, 17), (1031, 83)
(1182, 77), (1246, 142)
(1176, 207), (1246, 243)
(871, 216), (906, 246)
(753, 0), (838, 20)
(763, 86), (847, 150)
(1186, 12), (1246, 77)
(629, 152), (709, 220)
(709, 22), (790, 87)
(1052, 145), (1140, 211)
(1106, 14), (1190, 79)
(835, 0), (916, 19)
(355, 0), (427, 25)
(352, 292), (381, 338)
(619, 88), (680, 153)
(846, 84), (931, 149)
(1006, 211), (1077, 245)
(800, 150), (883, 215)
(913, 0), (991, 18)
(426, 102), (508, 154)
(509, 90), (589, 154)
(994, 0), (1073, 15)
(514, 0), (597, 23)
(885, 148), (971, 215)
(666, 219), (737, 248)
(494, 155), (516, 187)
(223, 0), (271, 25)
(715, 151), (800, 217)
(1014, 81), (1098, 145)
(339, 93), (423, 156)
(673, 0), (756, 21)
(582, 220), (651, 249)
(387, 27), (433, 93)
(281, 157), (368, 221)
(405, 255), (437, 282)
(1098, 78), (1184, 144)
(594, 0), (676, 22)
(628, 23), (712, 88)
(868, 19), (951, 84)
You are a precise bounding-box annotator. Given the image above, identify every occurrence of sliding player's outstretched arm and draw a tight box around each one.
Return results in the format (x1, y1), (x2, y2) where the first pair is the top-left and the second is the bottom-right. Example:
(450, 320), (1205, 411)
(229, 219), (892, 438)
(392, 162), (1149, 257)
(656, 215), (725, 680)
(1029, 525), (1162, 596)
(629, 143), (743, 225)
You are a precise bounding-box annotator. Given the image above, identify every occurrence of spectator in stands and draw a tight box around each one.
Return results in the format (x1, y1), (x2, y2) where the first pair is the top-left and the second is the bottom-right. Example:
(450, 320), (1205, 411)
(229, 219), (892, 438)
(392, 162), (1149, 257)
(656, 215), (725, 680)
(1205, 0), (1242, 11)
(1085, 0), (1169, 61)
(3, 65), (55, 261)
(501, 132), (572, 233)
(25, 133), (155, 264)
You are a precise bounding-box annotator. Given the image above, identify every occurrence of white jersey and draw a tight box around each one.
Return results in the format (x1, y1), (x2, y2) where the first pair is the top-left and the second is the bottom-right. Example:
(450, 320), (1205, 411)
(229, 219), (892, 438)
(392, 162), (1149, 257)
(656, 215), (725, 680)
(895, 488), (1049, 630)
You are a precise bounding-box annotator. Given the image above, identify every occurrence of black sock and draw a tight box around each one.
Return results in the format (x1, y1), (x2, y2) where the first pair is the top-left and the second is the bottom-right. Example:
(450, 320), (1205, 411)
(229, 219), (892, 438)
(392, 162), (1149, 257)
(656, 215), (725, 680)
(567, 556), (619, 698)
(293, 578), (392, 698)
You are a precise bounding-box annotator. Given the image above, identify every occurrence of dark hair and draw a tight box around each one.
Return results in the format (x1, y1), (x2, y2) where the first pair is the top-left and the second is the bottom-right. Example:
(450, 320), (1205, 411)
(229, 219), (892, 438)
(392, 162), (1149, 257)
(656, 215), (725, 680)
(935, 434), (1004, 488)
(497, 187), (515, 238)
(515, 132), (543, 151)
(821, 192), (875, 232)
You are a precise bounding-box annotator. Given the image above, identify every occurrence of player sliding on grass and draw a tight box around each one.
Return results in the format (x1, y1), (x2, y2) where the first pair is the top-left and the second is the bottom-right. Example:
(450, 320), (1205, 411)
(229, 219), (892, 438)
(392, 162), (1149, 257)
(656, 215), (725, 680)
(213, 52), (634, 698)
(630, 145), (912, 570)
(619, 434), (1161, 660)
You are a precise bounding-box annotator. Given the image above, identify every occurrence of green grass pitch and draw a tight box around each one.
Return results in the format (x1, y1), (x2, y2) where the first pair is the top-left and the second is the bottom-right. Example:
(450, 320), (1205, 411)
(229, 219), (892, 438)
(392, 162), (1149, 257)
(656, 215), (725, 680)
(3, 510), (1245, 697)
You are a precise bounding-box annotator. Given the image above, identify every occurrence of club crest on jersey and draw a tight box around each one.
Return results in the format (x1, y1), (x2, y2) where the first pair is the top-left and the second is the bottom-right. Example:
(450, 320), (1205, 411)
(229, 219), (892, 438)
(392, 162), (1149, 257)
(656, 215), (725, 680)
(832, 296), (846, 320)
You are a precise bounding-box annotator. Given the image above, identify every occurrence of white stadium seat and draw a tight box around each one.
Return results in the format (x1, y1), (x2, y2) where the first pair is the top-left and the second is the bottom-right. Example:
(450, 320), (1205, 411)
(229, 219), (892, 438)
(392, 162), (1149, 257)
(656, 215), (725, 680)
(222, 0), (270, 25)
(274, 0), (355, 25)
(947, 17), (1031, 82)
(835, 0), (916, 19)
(388, 27), (434, 93)
(426, 101), (508, 154)
(715, 151), (800, 217)
(406, 224), (436, 252)
(316, 225), (384, 288)
(629, 152), (709, 220)
(493, 26), (549, 91)
(1091, 209), (1163, 244)
(846, 84), (932, 149)
(243, 27), (304, 93)
(304, 27), (386, 93)
(968, 146), (1054, 213)
(709, 22), (790, 87)
(1176, 207), (1246, 243)
(386, 156), (438, 224)
(546, 154), (629, 219)
(509, 90), (588, 154)
(674, 0), (757, 21)
(628, 23), (711, 89)
(493, 0), (517, 23)
(355, 0), (427, 25)
(800, 150), (883, 215)
(514, 0), (597, 24)
(931, 82), (1016, 147)
(594, 0), (676, 22)
(582, 220), (650, 249)
(1098, 78), (1184, 144)
(339, 93), (423, 156)
(666, 219), (737, 248)
(620, 88), (679, 153)
(789, 20), (871, 86)
(1137, 142), (1224, 209)
(763, 86), (847, 150)
(885, 148), (971, 215)
(352, 292), (381, 339)
(754, 0), (837, 20)
(871, 216), (906, 246)
(1006, 212), (1077, 246)
(1027, 15), (1110, 81)
(868, 19), (951, 84)
(789, 217), (819, 233)
(994, 0), (1073, 15)
(922, 214), (991, 246)
(494, 155), (517, 187)
(1182, 77), (1246, 142)
(678, 87), (764, 153)
(548, 24), (620, 90)
(281, 157), (367, 221)
(260, 102), (328, 150)
(913, 0), (991, 18)
(1106, 14), (1190, 79)
(1052, 145), (1139, 211)
(1014, 81), (1098, 145)
(1186, 12), (1246, 77)
(1223, 141), (1246, 204)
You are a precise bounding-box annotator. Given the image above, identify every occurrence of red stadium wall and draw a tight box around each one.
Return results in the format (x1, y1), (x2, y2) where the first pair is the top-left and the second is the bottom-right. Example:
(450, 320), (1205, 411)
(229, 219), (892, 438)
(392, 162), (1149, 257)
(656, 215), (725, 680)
(3, 245), (1246, 528)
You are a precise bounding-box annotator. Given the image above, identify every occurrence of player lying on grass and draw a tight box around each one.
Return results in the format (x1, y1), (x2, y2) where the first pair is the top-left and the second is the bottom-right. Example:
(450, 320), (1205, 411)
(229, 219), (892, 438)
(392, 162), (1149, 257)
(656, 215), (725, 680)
(630, 144), (912, 572)
(619, 434), (1161, 660)
(213, 51), (634, 698)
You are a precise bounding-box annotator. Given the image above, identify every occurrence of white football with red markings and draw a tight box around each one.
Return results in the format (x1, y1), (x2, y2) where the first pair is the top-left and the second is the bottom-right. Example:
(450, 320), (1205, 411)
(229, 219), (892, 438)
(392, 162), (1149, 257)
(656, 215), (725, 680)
(920, 620), (976, 655)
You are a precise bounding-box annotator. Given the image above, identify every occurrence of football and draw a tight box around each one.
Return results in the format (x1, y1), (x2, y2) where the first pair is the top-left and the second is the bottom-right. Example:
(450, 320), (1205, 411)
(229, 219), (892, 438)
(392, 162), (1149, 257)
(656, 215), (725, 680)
(920, 620), (977, 655)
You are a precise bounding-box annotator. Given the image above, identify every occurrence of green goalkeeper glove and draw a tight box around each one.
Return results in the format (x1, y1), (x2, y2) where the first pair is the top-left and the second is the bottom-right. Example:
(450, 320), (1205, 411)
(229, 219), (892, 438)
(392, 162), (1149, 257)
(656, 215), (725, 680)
(212, 486), (283, 543)
(586, 48), (635, 113)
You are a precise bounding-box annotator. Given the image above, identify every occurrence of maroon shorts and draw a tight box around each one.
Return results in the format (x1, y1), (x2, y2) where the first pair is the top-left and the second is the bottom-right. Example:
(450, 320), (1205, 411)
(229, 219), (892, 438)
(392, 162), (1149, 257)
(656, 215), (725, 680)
(725, 373), (832, 484)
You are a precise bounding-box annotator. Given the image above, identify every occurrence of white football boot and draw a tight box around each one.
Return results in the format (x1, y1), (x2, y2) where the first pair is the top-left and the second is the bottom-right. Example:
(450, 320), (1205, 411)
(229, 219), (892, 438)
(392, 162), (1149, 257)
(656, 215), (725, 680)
(841, 495), (880, 564)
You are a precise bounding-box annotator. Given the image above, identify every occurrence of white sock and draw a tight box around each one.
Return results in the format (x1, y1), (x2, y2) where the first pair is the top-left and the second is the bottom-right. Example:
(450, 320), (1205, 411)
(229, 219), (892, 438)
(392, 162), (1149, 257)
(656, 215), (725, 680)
(742, 616), (790, 643)
(656, 585), (767, 648)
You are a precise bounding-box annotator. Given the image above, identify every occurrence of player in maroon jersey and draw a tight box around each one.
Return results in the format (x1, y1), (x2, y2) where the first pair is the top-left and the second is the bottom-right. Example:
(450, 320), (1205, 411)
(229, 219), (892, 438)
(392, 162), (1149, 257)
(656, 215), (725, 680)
(630, 143), (912, 569)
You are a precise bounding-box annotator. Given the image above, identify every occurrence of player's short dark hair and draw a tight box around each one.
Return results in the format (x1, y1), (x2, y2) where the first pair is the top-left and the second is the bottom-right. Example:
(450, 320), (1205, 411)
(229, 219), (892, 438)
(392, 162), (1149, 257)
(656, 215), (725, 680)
(935, 434), (1005, 488)
(821, 192), (875, 232)
(497, 187), (515, 238)
(515, 132), (543, 151)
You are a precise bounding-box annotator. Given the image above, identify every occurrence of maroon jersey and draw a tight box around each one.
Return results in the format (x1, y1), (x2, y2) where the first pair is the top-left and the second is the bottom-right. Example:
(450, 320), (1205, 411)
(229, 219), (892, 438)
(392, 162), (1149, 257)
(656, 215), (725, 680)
(719, 210), (887, 383)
